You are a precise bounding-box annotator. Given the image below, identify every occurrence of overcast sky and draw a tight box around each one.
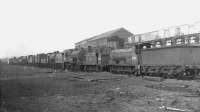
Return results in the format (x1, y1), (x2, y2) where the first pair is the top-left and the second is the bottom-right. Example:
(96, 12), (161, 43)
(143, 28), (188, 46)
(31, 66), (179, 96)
(0, 0), (200, 58)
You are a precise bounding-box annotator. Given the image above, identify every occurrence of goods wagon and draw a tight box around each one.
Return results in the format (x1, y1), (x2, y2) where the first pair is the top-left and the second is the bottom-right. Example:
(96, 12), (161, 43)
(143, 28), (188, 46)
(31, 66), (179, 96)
(18, 56), (28, 65)
(8, 57), (19, 64)
(34, 55), (40, 65)
(47, 52), (63, 69)
(37, 53), (48, 68)
(63, 49), (73, 70)
(47, 53), (56, 68)
(55, 53), (64, 69)
(71, 49), (86, 64)
(140, 45), (200, 79)
(27, 55), (35, 66)
(109, 47), (138, 74)
(69, 49), (86, 71)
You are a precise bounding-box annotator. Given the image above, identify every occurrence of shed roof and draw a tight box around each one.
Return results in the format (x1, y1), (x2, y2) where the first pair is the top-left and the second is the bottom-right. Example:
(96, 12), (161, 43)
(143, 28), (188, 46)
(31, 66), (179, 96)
(76, 27), (133, 44)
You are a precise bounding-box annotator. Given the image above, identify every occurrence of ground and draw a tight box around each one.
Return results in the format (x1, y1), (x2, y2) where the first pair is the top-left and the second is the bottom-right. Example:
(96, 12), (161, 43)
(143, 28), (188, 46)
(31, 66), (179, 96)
(0, 64), (200, 112)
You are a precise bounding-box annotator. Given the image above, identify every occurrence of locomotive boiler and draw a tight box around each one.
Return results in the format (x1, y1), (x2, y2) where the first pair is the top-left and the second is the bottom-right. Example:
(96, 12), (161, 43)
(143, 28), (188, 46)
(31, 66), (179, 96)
(109, 47), (138, 74)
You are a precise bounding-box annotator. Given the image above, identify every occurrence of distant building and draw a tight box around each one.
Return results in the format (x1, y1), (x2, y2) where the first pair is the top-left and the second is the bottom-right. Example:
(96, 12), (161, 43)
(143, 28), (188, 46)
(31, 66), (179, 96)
(75, 28), (134, 49)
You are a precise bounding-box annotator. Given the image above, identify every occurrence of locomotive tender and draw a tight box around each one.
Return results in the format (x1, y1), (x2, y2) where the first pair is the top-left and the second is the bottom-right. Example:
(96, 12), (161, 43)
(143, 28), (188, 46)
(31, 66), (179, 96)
(8, 27), (200, 79)
(137, 33), (200, 79)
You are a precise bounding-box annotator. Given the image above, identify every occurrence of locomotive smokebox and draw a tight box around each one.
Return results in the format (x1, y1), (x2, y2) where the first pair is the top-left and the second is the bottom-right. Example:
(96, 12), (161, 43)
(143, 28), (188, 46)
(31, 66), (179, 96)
(110, 47), (137, 65)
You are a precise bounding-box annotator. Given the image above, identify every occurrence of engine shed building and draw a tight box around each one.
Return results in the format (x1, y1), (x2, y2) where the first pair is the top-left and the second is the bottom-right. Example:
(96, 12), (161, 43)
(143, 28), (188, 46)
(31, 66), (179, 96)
(75, 28), (134, 49)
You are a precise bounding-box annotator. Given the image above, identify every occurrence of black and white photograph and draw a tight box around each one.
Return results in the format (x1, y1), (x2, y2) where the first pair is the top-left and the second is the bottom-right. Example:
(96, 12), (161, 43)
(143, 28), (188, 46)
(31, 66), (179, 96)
(0, 0), (200, 112)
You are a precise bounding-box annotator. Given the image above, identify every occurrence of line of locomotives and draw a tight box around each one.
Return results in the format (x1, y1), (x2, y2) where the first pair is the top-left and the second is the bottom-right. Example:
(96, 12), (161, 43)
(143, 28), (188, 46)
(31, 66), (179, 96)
(9, 33), (200, 79)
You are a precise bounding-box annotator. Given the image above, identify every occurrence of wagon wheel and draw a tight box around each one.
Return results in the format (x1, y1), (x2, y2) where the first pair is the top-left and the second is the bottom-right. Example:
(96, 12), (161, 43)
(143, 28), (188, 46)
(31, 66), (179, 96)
(161, 73), (167, 79)
(195, 72), (200, 79)
(187, 70), (196, 80)
(176, 71), (187, 80)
